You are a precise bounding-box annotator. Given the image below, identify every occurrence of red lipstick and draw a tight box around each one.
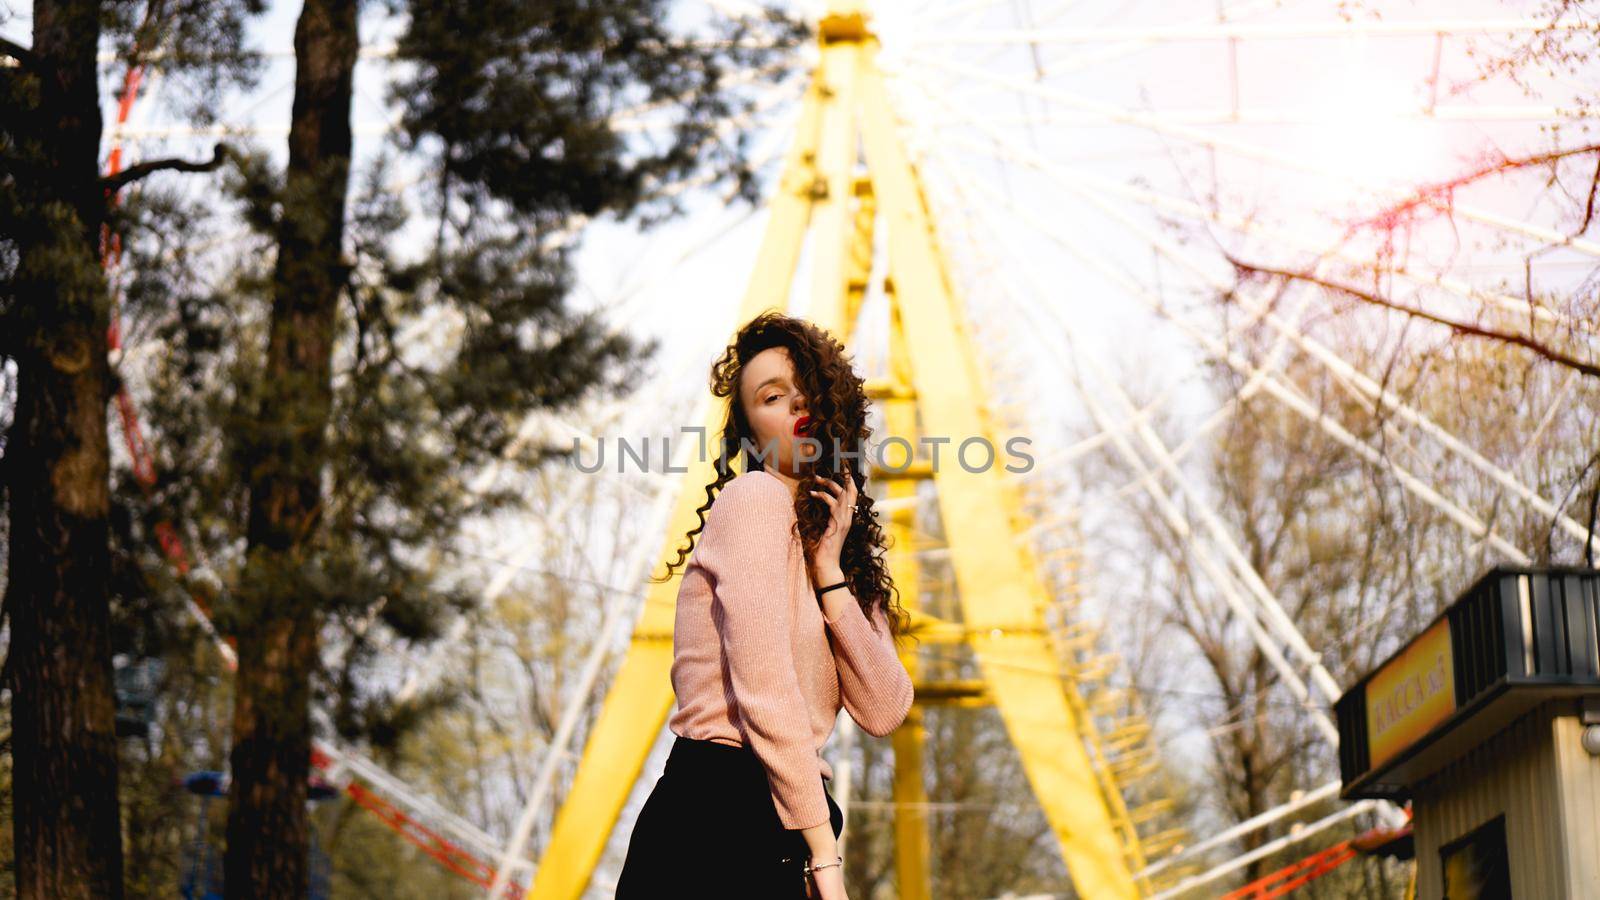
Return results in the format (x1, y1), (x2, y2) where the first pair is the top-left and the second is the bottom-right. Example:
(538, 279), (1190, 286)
(793, 415), (812, 436)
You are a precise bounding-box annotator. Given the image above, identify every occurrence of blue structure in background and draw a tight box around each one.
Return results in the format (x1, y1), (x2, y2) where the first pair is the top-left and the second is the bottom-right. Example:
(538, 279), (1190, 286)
(179, 770), (340, 899)
(113, 655), (163, 739)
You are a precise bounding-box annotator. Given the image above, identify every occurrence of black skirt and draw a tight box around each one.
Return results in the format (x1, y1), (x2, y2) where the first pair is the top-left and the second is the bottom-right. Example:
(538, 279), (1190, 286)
(615, 734), (845, 899)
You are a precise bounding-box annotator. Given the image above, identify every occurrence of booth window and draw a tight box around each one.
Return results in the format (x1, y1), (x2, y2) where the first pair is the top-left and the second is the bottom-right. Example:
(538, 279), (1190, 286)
(1439, 813), (1511, 900)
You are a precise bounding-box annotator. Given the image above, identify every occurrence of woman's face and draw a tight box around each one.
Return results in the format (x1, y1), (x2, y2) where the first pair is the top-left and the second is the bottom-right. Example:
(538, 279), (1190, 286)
(740, 347), (816, 476)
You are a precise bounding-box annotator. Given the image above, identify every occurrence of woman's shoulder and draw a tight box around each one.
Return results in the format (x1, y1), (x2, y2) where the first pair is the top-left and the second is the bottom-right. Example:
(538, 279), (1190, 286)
(715, 469), (791, 510)
(700, 472), (799, 571)
(706, 471), (796, 536)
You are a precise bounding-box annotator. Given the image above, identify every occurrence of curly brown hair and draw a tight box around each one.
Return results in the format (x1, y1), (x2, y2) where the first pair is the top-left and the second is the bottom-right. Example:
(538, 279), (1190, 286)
(650, 311), (913, 644)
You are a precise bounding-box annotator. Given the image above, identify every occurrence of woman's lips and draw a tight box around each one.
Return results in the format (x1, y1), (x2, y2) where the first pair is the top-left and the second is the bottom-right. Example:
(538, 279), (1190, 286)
(793, 415), (812, 436)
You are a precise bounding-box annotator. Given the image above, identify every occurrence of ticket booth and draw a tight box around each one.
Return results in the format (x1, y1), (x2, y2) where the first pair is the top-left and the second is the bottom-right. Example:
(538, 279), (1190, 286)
(1334, 566), (1600, 899)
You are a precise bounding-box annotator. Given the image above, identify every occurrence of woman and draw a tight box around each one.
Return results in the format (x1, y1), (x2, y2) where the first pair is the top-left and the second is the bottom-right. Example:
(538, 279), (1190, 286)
(615, 312), (916, 899)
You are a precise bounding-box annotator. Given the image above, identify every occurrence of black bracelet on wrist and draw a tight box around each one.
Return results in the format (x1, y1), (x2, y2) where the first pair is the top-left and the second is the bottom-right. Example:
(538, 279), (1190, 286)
(815, 580), (849, 600)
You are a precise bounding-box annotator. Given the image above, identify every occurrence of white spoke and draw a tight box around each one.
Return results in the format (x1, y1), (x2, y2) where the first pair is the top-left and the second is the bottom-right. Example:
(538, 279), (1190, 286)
(1148, 801), (1379, 899)
(905, 18), (1591, 46)
(896, 53), (1600, 258)
(918, 95), (1600, 560)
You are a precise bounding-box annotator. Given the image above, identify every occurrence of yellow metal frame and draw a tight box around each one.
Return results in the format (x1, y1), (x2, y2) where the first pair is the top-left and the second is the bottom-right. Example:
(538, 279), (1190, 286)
(525, 8), (1144, 898)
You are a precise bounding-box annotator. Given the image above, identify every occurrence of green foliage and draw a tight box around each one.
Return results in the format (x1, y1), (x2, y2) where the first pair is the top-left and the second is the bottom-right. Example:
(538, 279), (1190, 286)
(101, 0), (268, 125)
(392, 0), (809, 229)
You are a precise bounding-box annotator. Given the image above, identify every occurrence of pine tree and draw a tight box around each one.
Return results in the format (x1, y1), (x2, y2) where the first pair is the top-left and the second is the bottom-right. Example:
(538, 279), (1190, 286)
(0, 3), (262, 896)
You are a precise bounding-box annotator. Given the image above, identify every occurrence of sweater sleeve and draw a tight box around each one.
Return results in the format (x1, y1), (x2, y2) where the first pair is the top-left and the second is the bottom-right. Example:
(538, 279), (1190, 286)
(696, 473), (831, 830)
(824, 599), (915, 738)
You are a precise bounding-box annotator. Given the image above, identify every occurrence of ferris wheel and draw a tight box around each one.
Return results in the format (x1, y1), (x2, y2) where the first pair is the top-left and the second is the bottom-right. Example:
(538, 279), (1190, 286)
(95, 0), (1600, 897)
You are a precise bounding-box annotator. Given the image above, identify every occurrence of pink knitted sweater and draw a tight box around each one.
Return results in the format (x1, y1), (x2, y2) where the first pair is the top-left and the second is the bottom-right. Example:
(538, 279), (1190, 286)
(667, 469), (916, 829)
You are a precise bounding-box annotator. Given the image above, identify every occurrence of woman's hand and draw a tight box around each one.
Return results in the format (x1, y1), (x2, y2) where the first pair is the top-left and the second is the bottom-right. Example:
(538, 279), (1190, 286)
(807, 459), (857, 579)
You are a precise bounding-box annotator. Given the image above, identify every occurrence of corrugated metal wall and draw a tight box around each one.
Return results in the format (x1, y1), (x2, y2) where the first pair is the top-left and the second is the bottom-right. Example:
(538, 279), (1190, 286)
(1411, 698), (1600, 899)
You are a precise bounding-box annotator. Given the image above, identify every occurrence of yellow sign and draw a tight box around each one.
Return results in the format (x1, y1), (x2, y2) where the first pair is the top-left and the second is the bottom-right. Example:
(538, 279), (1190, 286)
(1366, 619), (1456, 768)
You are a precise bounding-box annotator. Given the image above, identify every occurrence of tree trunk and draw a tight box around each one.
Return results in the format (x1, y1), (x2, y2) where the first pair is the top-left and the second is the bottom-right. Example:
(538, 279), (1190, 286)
(222, 0), (357, 896)
(3, 1), (126, 897)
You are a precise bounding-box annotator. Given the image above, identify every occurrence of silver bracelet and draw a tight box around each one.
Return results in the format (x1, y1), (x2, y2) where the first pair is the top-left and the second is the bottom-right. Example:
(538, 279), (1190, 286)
(804, 855), (843, 875)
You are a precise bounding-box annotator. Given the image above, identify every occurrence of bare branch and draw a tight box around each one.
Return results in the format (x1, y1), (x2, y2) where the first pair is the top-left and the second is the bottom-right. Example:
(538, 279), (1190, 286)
(1577, 448), (1600, 570)
(101, 142), (235, 194)
(1223, 252), (1600, 380)
(1580, 153), (1600, 235)
(1358, 141), (1600, 234)
(1589, 469), (1599, 570)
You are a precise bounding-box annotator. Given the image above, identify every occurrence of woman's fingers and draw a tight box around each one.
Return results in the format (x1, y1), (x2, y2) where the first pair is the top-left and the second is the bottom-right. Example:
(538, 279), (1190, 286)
(810, 467), (858, 544)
